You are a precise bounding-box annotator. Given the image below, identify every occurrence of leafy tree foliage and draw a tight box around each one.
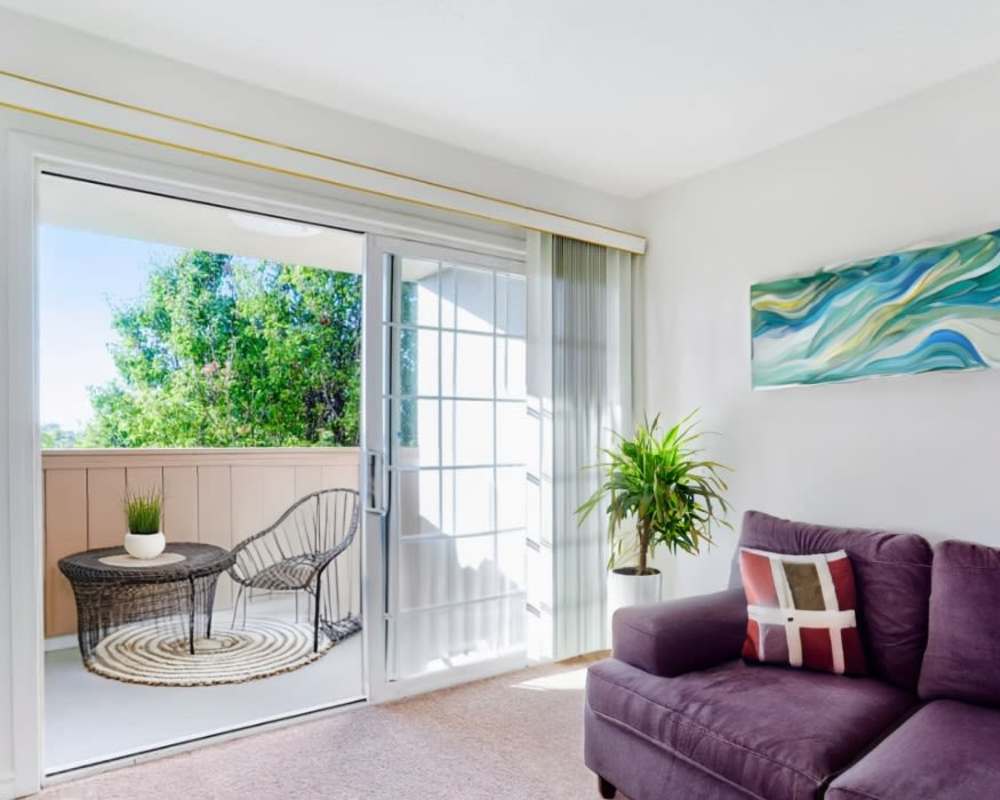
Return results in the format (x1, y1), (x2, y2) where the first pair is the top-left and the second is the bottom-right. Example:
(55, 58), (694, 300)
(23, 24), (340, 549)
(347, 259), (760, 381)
(82, 250), (362, 448)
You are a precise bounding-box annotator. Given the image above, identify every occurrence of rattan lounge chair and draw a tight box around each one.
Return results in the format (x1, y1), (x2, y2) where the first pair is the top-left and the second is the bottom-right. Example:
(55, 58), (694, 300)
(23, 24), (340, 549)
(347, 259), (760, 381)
(229, 488), (361, 652)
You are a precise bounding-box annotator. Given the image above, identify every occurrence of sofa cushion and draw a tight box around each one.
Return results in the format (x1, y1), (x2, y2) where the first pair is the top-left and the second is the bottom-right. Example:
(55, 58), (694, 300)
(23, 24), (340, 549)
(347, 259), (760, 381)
(827, 700), (1000, 800)
(740, 547), (867, 675)
(731, 510), (933, 690)
(613, 588), (748, 678)
(586, 658), (914, 800)
(919, 539), (1000, 706)
(585, 703), (753, 800)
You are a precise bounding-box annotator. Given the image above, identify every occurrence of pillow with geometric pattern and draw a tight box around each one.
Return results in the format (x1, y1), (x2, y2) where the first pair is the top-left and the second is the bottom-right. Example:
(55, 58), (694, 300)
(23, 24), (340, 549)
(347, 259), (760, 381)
(739, 547), (867, 676)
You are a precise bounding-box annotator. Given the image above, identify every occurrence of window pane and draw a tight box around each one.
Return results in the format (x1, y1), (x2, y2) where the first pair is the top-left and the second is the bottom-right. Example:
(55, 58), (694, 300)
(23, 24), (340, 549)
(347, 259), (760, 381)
(496, 402), (527, 465)
(398, 536), (448, 610)
(398, 328), (438, 396)
(496, 337), (526, 399)
(455, 534), (500, 603)
(395, 595), (523, 679)
(442, 331), (493, 398)
(496, 273), (526, 336)
(443, 467), (494, 535)
(397, 398), (439, 465)
(442, 400), (493, 466)
(399, 328), (417, 395)
(441, 264), (493, 332)
(400, 258), (439, 326)
(396, 469), (441, 535)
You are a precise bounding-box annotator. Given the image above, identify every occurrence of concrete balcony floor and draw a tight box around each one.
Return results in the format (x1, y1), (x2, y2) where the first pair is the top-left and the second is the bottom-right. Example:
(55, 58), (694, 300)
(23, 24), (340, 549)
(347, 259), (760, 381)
(45, 597), (365, 774)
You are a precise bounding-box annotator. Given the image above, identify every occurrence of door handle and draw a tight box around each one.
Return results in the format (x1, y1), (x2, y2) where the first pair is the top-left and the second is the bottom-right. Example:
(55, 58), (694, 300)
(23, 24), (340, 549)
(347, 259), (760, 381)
(365, 449), (388, 515)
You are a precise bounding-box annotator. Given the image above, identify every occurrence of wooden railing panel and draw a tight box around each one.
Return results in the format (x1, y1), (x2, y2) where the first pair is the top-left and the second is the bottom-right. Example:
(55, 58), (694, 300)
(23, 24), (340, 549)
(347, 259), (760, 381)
(230, 466), (298, 545)
(163, 466), (199, 540)
(87, 468), (127, 549)
(45, 469), (88, 637)
(293, 465), (325, 498)
(322, 464), (361, 617)
(322, 464), (360, 491)
(125, 466), (162, 498)
(197, 465), (234, 608)
(43, 449), (361, 638)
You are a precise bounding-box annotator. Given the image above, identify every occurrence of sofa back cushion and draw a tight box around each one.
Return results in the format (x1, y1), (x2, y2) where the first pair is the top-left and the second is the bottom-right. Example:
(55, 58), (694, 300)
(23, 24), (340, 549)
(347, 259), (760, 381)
(730, 511), (933, 691)
(919, 539), (1000, 706)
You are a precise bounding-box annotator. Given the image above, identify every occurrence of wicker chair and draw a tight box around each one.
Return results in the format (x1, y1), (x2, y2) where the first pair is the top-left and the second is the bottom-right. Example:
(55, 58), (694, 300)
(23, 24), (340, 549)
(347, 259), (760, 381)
(229, 488), (361, 652)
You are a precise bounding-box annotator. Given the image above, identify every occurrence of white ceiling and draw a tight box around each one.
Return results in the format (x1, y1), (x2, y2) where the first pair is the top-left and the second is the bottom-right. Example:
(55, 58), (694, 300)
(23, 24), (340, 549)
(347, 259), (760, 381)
(7, 0), (1000, 198)
(40, 175), (365, 272)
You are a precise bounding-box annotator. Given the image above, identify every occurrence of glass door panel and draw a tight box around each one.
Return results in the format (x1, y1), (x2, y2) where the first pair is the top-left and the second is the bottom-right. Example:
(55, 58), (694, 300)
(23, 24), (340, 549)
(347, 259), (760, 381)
(365, 237), (527, 694)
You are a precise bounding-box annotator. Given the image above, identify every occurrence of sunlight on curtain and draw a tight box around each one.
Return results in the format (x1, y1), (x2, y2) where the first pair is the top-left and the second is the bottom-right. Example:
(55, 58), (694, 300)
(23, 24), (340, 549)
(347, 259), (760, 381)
(526, 231), (635, 660)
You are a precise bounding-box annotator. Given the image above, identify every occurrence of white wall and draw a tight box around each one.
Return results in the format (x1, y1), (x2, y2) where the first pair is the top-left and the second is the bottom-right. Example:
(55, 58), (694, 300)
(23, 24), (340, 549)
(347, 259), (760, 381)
(641, 59), (1000, 599)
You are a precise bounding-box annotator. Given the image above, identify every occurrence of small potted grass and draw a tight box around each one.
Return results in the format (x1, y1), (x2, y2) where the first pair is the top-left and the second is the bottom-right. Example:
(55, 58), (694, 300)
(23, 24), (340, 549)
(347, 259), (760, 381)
(123, 488), (165, 559)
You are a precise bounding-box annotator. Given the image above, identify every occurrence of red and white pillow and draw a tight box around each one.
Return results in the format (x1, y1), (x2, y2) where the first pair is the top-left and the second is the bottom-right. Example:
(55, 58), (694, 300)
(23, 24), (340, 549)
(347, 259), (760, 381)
(739, 547), (866, 676)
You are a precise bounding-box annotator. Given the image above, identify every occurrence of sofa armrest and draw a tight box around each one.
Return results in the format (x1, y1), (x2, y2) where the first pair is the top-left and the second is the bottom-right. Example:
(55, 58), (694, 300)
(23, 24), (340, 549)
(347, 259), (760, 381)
(612, 587), (748, 677)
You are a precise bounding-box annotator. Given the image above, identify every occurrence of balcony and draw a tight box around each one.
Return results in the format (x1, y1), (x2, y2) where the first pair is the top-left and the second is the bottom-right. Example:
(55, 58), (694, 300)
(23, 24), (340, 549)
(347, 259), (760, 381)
(43, 446), (365, 772)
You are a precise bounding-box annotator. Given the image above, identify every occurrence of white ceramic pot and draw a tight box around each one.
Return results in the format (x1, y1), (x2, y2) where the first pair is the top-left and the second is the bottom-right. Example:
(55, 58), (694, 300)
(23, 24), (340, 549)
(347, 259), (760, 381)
(124, 532), (166, 560)
(607, 567), (662, 626)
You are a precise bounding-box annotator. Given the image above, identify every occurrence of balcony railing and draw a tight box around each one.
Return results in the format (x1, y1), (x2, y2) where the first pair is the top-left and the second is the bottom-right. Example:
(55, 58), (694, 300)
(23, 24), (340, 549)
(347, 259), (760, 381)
(43, 447), (361, 638)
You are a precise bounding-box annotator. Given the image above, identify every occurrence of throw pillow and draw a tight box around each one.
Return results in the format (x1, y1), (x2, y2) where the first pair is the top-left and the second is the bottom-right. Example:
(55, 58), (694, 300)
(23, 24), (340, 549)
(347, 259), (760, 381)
(739, 547), (866, 675)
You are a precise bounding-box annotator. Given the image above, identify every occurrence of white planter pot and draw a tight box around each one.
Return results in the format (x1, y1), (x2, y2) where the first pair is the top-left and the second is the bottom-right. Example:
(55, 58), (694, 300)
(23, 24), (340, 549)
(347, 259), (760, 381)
(124, 532), (166, 560)
(607, 568), (662, 626)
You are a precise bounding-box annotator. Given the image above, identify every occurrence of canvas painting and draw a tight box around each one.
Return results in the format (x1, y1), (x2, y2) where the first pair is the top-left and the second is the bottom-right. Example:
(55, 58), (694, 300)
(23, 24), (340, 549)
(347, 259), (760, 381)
(750, 229), (1000, 388)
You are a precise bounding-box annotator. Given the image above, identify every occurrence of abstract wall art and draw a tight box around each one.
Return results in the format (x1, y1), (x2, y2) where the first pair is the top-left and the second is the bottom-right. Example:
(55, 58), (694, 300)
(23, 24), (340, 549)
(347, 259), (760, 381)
(750, 229), (1000, 388)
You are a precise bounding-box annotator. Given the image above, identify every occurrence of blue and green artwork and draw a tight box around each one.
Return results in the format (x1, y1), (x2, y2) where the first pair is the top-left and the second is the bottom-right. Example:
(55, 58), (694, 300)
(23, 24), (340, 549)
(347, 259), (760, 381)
(751, 229), (1000, 388)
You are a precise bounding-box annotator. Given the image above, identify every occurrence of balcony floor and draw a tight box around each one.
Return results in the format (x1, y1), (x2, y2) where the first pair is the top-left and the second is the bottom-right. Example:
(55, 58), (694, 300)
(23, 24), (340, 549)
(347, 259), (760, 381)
(45, 601), (365, 774)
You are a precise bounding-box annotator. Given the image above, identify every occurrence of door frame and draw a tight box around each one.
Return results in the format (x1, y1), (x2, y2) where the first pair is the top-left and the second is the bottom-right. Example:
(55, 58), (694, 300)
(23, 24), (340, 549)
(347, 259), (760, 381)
(4, 130), (526, 794)
(362, 234), (527, 704)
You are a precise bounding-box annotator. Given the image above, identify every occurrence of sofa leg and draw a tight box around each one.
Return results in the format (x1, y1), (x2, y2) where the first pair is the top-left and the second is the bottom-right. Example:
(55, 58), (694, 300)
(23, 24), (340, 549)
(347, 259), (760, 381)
(598, 775), (617, 798)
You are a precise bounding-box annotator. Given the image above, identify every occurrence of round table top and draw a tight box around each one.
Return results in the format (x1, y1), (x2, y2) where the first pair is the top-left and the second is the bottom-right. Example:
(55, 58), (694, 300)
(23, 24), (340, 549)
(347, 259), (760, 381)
(59, 542), (235, 584)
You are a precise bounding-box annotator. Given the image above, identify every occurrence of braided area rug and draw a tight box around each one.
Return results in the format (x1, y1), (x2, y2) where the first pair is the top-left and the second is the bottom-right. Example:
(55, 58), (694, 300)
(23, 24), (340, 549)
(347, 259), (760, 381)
(89, 620), (334, 687)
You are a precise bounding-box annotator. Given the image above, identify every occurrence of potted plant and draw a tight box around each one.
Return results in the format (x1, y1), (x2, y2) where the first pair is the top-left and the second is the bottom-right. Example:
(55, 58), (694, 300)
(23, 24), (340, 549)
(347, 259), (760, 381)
(123, 488), (166, 559)
(578, 412), (731, 615)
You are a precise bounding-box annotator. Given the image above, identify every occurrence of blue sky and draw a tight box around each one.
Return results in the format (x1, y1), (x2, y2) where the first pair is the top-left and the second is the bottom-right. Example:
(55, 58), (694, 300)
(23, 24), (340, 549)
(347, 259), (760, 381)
(39, 225), (182, 430)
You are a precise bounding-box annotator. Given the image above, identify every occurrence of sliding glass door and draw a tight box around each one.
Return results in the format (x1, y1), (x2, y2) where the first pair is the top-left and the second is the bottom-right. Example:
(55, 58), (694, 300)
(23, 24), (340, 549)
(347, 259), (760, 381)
(364, 236), (528, 699)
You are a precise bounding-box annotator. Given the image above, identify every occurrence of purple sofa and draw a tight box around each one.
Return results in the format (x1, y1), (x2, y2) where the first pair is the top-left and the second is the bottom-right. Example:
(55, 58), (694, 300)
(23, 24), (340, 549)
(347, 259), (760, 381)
(585, 510), (1000, 799)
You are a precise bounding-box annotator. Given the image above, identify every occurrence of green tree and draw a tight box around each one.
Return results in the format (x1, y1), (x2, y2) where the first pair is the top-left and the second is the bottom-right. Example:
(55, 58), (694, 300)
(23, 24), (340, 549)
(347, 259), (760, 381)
(82, 250), (362, 448)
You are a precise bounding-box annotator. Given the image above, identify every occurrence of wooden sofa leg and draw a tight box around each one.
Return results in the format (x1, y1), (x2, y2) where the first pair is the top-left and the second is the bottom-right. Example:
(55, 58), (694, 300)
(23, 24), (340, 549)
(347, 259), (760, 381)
(598, 775), (617, 798)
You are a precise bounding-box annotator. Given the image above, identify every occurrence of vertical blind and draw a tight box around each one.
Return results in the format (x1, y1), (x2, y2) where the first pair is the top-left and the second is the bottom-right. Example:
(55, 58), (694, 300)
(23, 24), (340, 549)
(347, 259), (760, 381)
(526, 232), (635, 660)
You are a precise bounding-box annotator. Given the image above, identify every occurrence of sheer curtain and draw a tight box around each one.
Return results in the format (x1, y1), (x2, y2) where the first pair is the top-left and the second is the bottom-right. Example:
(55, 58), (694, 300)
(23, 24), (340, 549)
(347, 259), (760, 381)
(526, 231), (636, 660)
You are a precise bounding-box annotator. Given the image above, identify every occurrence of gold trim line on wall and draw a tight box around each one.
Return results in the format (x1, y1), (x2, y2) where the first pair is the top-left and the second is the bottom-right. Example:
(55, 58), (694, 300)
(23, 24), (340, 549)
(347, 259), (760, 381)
(0, 69), (646, 252)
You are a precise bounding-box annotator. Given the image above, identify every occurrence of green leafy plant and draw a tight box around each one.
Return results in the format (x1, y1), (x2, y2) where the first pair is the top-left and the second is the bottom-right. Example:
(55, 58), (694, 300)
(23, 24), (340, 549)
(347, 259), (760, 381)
(577, 412), (732, 576)
(124, 488), (162, 535)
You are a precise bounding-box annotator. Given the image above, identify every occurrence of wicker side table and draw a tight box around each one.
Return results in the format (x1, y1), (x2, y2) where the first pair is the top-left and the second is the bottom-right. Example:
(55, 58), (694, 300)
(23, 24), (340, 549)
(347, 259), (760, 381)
(59, 542), (235, 663)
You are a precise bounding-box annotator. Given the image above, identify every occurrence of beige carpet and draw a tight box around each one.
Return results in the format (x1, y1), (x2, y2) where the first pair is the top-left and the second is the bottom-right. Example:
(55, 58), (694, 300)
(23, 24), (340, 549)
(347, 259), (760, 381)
(39, 657), (607, 800)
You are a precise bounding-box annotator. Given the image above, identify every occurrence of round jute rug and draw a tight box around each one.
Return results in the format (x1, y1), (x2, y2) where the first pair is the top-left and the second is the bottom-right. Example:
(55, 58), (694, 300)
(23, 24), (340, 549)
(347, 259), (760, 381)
(88, 620), (334, 687)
